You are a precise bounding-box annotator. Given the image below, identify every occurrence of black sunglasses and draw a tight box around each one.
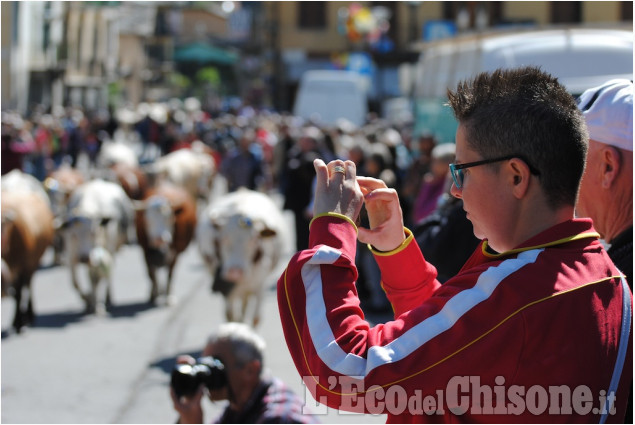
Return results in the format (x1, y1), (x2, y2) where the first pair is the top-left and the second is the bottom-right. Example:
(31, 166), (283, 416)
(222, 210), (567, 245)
(449, 154), (540, 189)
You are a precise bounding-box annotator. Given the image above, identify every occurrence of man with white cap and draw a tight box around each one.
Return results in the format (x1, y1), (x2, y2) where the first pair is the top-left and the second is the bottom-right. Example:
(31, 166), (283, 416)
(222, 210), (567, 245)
(577, 79), (633, 291)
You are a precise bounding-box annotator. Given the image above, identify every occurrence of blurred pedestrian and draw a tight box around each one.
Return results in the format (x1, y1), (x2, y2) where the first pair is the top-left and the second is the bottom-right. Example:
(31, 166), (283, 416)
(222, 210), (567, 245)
(411, 143), (456, 224)
(283, 126), (329, 251)
(31, 114), (55, 181)
(272, 117), (297, 192)
(1, 115), (33, 175)
(413, 172), (480, 283)
(220, 127), (264, 192)
(400, 132), (437, 227)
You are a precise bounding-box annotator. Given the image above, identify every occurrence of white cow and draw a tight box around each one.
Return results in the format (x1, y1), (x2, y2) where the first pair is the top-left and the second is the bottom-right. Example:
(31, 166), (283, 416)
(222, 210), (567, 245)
(62, 179), (134, 314)
(97, 140), (139, 169)
(197, 189), (288, 327)
(149, 144), (215, 203)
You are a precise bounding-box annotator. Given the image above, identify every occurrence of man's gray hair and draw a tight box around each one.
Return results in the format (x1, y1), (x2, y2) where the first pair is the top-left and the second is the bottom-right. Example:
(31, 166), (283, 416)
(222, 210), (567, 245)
(208, 322), (266, 369)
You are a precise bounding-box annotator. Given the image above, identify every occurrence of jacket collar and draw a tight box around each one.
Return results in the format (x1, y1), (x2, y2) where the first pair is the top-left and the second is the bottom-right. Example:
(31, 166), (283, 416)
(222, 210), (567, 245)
(481, 218), (600, 259)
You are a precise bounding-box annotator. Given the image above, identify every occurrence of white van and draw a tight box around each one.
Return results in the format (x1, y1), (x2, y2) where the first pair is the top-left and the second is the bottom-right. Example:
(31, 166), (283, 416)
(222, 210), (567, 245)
(412, 27), (634, 143)
(293, 70), (369, 127)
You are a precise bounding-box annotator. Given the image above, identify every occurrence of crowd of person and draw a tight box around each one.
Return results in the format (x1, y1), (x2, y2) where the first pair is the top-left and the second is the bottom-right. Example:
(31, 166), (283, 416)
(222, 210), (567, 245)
(2, 99), (465, 312)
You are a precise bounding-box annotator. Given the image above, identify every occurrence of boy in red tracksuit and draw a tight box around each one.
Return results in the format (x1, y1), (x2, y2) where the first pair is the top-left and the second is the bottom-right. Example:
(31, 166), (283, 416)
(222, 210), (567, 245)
(277, 67), (632, 423)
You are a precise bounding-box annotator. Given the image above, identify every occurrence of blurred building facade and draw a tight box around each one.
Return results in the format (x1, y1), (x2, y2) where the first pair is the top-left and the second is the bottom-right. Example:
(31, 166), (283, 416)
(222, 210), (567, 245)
(1, 1), (632, 116)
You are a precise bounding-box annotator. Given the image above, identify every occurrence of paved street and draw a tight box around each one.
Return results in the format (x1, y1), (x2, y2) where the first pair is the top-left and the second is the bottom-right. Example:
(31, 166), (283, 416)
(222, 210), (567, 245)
(1, 187), (388, 424)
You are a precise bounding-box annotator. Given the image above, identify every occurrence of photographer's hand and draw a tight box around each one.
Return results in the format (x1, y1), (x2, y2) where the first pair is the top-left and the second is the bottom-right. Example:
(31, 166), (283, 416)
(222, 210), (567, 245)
(171, 386), (204, 424)
(357, 176), (406, 252)
(171, 355), (203, 424)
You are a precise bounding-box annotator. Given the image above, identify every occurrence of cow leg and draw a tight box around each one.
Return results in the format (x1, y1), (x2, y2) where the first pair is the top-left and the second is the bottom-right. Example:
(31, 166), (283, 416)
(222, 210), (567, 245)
(105, 275), (114, 309)
(87, 267), (102, 315)
(52, 233), (64, 265)
(225, 301), (233, 322)
(240, 296), (250, 324)
(25, 279), (35, 326)
(225, 292), (235, 322)
(148, 264), (159, 304)
(165, 258), (177, 306)
(251, 293), (263, 328)
(70, 264), (90, 305)
(12, 274), (26, 333)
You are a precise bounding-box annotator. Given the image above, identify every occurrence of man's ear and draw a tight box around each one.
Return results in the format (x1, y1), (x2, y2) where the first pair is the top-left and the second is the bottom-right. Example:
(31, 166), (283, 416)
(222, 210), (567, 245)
(508, 158), (531, 199)
(600, 146), (621, 189)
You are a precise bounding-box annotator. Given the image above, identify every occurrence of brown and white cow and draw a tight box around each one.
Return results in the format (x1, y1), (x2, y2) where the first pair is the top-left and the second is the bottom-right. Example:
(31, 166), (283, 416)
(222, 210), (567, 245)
(1, 191), (54, 332)
(62, 179), (134, 314)
(196, 189), (289, 327)
(43, 165), (85, 264)
(134, 181), (197, 305)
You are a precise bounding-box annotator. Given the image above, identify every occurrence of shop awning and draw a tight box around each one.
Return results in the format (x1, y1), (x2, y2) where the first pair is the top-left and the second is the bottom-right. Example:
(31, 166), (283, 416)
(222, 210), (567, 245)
(174, 42), (238, 65)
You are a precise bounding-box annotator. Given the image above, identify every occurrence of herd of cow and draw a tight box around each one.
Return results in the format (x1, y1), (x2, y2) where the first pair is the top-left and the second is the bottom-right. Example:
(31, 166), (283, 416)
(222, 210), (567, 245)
(1, 141), (289, 334)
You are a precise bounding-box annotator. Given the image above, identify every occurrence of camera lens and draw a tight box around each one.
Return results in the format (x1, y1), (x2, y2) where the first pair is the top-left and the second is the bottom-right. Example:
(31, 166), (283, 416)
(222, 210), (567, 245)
(196, 356), (228, 391)
(170, 357), (228, 398)
(170, 364), (202, 398)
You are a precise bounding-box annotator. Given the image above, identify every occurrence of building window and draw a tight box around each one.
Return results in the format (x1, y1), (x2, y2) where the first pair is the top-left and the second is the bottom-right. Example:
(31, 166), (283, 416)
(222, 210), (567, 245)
(621, 1), (633, 20)
(442, 2), (502, 30)
(551, 1), (581, 23)
(298, 2), (326, 29)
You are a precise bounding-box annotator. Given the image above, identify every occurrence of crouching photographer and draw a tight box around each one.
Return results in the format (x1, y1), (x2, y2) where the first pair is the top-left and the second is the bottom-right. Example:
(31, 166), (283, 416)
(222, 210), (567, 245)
(170, 322), (319, 424)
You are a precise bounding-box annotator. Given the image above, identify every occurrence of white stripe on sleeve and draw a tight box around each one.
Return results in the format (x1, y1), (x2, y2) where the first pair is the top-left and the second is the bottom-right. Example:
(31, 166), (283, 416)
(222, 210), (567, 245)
(301, 245), (543, 378)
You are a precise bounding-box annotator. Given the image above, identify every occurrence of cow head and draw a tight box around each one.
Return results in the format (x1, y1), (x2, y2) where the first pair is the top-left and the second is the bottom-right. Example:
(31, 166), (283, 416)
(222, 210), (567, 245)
(61, 214), (112, 265)
(210, 213), (278, 283)
(142, 195), (178, 256)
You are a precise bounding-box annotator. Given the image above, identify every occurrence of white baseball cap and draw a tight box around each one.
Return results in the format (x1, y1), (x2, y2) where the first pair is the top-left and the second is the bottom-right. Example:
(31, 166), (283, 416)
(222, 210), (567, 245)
(578, 79), (633, 152)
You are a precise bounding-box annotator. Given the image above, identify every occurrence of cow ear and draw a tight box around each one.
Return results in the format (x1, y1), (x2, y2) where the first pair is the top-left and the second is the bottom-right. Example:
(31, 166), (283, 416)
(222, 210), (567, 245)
(260, 227), (277, 238)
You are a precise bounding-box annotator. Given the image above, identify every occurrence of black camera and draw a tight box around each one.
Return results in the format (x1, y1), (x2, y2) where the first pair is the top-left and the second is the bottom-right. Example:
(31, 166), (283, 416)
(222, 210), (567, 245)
(170, 356), (228, 398)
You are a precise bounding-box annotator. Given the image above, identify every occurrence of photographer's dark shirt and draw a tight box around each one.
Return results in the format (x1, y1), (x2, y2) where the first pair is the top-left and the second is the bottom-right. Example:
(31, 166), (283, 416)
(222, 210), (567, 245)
(215, 377), (319, 424)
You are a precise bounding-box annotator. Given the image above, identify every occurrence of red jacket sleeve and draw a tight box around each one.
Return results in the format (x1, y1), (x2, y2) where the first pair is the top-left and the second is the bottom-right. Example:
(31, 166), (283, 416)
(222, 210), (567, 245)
(277, 214), (443, 413)
(370, 227), (442, 317)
